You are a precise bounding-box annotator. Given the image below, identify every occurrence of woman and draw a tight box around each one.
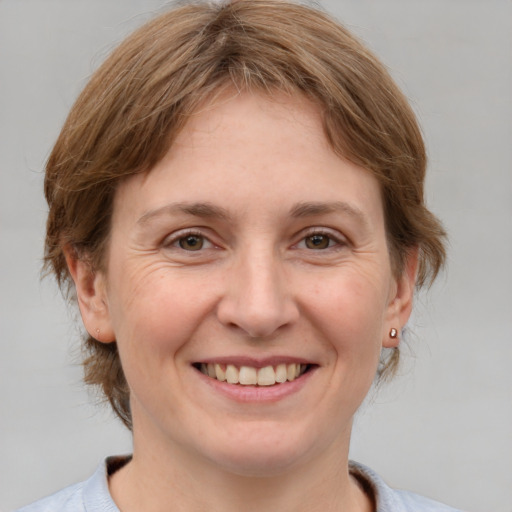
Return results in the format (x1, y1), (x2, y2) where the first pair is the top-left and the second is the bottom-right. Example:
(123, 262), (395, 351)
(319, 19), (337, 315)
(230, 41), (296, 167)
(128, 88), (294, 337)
(18, 1), (460, 510)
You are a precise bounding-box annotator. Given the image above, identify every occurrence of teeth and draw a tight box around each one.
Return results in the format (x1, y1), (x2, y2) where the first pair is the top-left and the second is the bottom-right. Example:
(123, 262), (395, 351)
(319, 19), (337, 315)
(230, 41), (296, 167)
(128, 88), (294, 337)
(207, 363), (216, 378)
(275, 364), (287, 383)
(199, 362), (307, 386)
(215, 364), (226, 382)
(225, 364), (239, 384)
(257, 366), (276, 386)
(239, 366), (257, 385)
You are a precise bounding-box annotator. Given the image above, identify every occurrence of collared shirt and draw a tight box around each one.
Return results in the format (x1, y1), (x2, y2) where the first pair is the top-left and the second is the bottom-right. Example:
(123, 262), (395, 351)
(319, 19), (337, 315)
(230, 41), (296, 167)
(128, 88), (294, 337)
(15, 457), (464, 512)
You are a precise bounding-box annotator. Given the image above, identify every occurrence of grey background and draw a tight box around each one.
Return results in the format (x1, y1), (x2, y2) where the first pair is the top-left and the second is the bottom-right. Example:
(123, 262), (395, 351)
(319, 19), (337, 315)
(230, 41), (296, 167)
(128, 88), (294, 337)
(1, 1), (511, 510)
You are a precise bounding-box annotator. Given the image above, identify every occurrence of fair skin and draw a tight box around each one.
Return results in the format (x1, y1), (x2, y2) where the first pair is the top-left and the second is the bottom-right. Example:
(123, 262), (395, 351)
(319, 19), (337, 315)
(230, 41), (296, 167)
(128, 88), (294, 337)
(66, 90), (417, 512)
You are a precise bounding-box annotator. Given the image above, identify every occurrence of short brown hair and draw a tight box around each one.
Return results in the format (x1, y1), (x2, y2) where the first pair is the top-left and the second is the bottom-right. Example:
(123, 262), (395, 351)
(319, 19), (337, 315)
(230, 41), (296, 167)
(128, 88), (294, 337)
(44, 0), (446, 429)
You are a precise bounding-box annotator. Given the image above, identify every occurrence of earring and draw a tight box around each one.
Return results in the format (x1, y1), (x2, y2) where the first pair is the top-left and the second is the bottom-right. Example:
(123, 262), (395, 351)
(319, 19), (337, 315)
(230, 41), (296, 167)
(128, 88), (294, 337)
(95, 328), (100, 339)
(389, 328), (398, 339)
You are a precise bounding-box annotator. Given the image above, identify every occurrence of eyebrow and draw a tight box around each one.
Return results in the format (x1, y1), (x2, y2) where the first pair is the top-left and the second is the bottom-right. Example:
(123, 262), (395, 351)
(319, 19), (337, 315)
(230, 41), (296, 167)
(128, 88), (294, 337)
(137, 202), (232, 225)
(137, 200), (369, 227)
(290, 201), (370, 227)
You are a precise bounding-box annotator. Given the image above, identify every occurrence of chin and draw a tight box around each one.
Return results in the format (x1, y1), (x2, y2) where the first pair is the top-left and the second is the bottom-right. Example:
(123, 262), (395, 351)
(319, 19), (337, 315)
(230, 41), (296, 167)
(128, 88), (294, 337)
(197, 423), (325, 477)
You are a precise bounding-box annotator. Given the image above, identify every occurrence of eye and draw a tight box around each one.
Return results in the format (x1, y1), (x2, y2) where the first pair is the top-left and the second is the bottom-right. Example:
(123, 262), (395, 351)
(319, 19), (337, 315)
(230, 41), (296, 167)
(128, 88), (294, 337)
(178, 234), (205, 251)
(295, 229), (346, 251)
(162, 230), (215, 252)
(304, 234), (332, 250)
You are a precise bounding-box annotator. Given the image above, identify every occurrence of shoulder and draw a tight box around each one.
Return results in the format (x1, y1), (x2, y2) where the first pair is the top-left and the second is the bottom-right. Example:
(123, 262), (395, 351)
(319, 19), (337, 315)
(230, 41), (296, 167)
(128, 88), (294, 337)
(393, 489), (464, 511)
(13, 457), (125, 512)
(14, 481), (85, 512)
(349, 461), (465, 512)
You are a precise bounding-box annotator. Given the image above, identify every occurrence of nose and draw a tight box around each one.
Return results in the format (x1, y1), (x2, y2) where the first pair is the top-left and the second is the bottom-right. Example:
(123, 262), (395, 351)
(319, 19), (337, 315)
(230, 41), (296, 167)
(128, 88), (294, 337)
(216, 248), (299, 338)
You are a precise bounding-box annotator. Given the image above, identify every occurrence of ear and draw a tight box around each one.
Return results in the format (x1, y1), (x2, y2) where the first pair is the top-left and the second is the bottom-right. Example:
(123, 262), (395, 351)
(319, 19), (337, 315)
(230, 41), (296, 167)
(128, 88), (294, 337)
(64, 246), (115, 344)
(383, 248), (419, 348)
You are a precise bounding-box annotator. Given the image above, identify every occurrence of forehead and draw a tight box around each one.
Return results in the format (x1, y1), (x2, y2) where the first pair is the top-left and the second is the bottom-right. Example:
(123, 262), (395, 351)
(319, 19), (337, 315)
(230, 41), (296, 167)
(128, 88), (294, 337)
(114, 89), (384, 229)
(173, 88), (329, 159)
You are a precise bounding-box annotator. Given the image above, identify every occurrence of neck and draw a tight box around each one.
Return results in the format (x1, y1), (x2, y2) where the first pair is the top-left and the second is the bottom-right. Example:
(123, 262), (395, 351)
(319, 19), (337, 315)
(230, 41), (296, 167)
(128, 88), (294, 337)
(109, 415), (373, 512)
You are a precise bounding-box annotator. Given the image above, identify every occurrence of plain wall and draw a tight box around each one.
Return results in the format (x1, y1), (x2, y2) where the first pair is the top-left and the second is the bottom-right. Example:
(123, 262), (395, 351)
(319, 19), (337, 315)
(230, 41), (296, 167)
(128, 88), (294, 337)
(1, 1), (511, 510)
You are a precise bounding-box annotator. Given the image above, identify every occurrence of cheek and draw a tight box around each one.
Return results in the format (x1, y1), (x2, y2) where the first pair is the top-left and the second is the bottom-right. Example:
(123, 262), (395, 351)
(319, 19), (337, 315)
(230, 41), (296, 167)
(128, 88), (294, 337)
(107, 267), (213, 367)
(294, 271), (388, 423)
(301, 269), (388, 360)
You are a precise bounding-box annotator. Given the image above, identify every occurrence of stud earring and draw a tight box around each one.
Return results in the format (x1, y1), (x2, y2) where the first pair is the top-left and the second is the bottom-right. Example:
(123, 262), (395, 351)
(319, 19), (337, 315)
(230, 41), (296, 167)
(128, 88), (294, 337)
(389, 328), (398, 339)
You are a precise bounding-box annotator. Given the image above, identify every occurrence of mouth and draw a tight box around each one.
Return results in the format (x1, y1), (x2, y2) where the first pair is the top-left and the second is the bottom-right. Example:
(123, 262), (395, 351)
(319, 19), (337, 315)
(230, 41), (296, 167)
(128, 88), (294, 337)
(193, 362), (313, 386)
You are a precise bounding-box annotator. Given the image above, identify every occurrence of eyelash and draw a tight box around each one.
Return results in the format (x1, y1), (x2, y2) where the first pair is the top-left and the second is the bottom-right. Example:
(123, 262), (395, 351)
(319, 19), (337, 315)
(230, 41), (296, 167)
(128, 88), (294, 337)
(295, 228), (347, 251)
(163, 228), (346, 253)
(162, 229), (215, 252)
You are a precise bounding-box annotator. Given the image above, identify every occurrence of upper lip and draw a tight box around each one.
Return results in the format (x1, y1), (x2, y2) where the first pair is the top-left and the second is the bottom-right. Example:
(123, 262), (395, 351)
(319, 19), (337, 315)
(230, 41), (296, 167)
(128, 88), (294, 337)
(192, 356), (316, 368)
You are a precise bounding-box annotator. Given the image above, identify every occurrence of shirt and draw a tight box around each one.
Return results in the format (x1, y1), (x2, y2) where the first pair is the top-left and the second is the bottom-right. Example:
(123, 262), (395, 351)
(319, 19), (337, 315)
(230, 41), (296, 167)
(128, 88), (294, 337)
(15, 457), (464, 511)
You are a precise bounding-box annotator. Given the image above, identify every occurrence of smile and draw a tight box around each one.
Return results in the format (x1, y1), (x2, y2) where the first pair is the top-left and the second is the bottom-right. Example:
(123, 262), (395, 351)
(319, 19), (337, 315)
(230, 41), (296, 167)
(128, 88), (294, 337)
(195, 363), (310, 386)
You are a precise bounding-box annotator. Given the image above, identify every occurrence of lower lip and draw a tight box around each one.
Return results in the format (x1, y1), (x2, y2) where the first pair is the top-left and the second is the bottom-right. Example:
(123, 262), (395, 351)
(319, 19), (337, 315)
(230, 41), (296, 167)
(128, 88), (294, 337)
(196, 367), (316, 403)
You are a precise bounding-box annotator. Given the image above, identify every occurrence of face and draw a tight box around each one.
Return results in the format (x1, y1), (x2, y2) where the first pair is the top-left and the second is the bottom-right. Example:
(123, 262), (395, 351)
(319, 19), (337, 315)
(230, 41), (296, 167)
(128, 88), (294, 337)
(73, 91), (416, 477)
